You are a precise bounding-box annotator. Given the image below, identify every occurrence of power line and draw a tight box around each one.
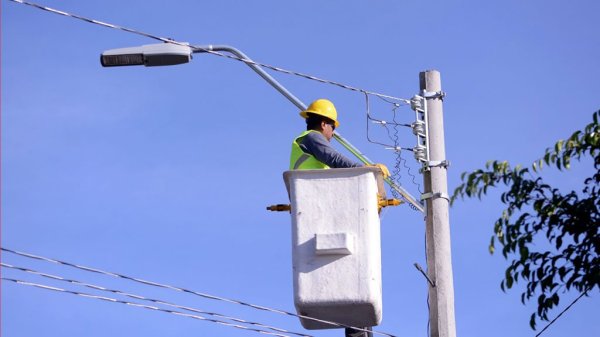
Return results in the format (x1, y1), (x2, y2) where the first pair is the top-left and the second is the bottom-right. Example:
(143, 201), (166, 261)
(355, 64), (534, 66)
(1, 277), (295, 337)
(535, 290), (589, 337)
(365, 93), (410, 148)
(8, 0), (410, 104)
(2, 247), (398, 337)
(1, 262), (312, 337)
(363, 92), (423, 195)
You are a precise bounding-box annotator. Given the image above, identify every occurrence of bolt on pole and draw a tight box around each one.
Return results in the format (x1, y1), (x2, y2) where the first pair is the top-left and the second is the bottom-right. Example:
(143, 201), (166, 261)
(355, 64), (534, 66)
(420, 70), (456, 337)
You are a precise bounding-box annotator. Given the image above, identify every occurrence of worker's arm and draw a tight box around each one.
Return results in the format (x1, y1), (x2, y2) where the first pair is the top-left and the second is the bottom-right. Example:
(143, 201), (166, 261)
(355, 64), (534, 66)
(299, 132), (363, 168)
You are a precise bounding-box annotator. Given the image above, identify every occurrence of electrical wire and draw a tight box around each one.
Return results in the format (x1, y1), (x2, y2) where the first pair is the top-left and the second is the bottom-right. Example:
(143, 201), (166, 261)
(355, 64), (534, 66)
(424, 232), (431, 337)
(389, 100), (422, 194)
(389, 103), (404, 198)
(1, 277), (295, 337)
(364, 92), (414, 151)
(365, 93), (400, 149)
(8, 0), (410, 104)
(2, 248), (398, 337)
(1, 262), (312, 337)
(535, 290), (589, 337)
(363, 93), (423, 196)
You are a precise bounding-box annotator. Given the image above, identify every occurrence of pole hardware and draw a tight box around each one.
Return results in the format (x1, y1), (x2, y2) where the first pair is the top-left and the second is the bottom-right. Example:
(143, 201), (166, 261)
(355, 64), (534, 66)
(411, 95), (430, 165)
(411, 120), (426, 136)
(414, 263), (436, 288)
(420, 192), (450, 202)
(266, 204), (291, 212)
(422, 90), (446, 101)
(410, 94), (425, 111)
(420, 160), (450, 173)
(413, 145), (428, 162)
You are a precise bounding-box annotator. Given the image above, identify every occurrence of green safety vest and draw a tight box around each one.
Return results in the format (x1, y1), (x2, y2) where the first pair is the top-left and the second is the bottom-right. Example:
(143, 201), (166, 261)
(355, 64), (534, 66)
(289, 130), (331, 170)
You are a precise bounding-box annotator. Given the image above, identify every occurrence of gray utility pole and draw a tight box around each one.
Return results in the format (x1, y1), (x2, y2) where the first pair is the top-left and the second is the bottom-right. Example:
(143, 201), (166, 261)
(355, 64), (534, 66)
(420, 70), (456, 337)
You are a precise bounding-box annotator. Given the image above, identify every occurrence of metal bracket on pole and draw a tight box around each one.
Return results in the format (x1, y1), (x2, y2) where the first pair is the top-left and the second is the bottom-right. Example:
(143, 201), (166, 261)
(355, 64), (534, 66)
(411, 95), (430, 166)
(420, 160), (450, 173)
(414, 263), (436, 288)
(420, 192), (450, 202)
(422, 90), (446, 101)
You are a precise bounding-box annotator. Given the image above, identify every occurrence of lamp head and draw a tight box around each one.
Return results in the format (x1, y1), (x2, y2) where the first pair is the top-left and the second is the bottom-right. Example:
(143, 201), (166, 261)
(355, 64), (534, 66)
(101, 43), (192, 67)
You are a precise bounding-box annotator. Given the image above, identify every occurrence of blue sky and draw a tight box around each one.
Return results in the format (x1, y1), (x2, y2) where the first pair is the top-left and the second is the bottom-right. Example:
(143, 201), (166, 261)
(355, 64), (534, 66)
(2, 0), (599, 336)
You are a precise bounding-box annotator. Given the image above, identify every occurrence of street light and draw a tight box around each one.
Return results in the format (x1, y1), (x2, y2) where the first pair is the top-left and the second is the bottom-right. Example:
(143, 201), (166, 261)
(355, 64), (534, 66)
(101, 43), (192, 67)
(99, 42), (424, 212)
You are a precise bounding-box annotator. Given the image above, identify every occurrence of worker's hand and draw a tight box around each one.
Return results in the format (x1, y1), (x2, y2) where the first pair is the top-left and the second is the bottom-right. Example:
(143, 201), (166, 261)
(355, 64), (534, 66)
(371, 163), (390, 178)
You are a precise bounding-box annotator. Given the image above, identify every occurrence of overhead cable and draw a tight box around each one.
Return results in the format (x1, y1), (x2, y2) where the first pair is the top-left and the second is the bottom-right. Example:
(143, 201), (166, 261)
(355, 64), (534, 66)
(1, 262), (311, 337)
(8, 0), (409, 103)
(2, 248), (398, 337)
(535, 290), (589, 337)
(1, 277), (295, 337)
(363, 93), (423, 196)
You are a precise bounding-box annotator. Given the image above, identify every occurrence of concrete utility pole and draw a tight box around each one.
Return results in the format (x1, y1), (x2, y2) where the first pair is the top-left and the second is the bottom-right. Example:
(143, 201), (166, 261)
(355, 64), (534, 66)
(420, 70), (456, 337)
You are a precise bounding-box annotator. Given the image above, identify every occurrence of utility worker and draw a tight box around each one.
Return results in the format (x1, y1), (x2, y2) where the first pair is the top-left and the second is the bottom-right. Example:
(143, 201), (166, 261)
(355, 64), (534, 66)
(290, 99), (390, 176)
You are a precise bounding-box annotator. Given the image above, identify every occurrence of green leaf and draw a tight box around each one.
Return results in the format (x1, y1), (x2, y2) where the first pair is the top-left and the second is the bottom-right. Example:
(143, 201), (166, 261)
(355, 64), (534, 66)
(563, 154), (571, 169)
(544, 152), (551, 165)
(533, 199), (544, 212)
(555, 139), (564, 153)
(519, 245), (529, 262)
(530, 313), (537, 330)
(506, 274), (514, 289)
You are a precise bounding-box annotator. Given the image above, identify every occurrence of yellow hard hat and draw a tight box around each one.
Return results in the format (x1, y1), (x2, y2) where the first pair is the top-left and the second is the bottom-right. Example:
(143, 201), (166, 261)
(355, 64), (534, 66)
(300, 99), (340, 128)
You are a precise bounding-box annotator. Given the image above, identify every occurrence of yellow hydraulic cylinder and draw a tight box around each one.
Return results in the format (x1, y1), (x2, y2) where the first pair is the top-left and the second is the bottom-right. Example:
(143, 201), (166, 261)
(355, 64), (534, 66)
(378, 197), (402, 213)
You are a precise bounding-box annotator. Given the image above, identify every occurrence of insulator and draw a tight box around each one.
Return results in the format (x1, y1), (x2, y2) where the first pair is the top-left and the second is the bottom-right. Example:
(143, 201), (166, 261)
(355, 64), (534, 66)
(410, 95), (424, 111)
(413, 145), (427, 162)
(412, 121), (426, 136)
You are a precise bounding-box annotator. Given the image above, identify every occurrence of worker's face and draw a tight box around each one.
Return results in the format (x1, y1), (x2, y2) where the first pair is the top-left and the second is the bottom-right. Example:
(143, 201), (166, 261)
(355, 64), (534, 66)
(321, 120), (335, 142)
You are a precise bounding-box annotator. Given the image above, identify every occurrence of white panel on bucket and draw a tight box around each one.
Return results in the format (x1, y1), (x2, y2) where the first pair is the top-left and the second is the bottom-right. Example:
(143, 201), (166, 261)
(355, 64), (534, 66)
(315, 233), (354, 256)
(283, 167), (385, 330)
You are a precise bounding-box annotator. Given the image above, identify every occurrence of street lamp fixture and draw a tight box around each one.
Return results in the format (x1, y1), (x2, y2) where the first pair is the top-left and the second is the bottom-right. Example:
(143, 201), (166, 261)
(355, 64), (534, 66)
(101, 43), (192, 67)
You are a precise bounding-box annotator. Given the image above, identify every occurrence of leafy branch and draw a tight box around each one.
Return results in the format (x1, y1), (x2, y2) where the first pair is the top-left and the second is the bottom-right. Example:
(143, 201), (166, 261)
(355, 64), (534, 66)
(451, 110), (599, 330)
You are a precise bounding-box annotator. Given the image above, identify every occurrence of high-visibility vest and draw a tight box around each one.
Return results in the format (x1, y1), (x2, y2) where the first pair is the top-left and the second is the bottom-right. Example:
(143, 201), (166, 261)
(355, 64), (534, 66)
(289, 130), (330, 170)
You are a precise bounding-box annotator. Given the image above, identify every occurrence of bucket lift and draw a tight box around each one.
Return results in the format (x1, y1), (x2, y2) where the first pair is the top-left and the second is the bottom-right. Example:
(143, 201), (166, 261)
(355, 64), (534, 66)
(270, 167), (400, 330)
